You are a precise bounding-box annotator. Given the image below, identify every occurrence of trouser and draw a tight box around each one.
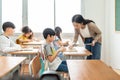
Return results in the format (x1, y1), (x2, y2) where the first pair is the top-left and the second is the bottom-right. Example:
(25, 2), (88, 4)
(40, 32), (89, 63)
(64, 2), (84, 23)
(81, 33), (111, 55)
(84, 37), (101, 59)
(56, 61), (68, 72)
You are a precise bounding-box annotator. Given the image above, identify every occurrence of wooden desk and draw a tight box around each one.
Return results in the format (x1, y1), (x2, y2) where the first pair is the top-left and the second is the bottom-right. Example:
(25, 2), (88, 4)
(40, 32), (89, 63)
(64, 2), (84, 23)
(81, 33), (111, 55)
(63, 47), (92, 59)
(67, 60), (120, 80)
(8, 48), (38, 55)
(22, 40), (45, 48)
(0, 56), (26, 79)
(8, 48), (38, 60)
(23, 40), (45, 45)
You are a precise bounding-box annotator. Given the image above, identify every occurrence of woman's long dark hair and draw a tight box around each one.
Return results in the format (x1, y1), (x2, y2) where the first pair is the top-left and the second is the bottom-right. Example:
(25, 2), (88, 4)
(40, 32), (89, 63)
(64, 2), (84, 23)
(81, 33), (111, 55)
(55, 26), (62, 40)
(72, 14), (95, 25)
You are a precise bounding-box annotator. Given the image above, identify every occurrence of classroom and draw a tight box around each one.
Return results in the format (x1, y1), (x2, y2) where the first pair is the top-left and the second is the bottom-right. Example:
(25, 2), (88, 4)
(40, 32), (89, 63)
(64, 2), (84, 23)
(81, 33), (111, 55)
(0, 0), (120, 80)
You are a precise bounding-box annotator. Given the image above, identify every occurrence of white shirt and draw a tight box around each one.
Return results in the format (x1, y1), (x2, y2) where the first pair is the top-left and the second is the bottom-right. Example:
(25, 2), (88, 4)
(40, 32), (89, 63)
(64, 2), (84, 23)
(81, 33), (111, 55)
(0, 35), (21, 56)
(80, 25), (91, 38)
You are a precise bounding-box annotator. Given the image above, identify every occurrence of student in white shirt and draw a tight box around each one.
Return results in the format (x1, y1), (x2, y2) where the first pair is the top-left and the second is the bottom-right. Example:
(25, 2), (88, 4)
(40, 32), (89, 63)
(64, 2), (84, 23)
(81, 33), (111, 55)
(0, 22), (21, 56)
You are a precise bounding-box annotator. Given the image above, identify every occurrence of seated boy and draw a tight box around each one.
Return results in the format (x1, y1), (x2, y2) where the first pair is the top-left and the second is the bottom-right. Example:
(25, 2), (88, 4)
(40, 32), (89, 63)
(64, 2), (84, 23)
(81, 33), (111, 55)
(43, 28), (68, 72)
(0, 22), (21, 56)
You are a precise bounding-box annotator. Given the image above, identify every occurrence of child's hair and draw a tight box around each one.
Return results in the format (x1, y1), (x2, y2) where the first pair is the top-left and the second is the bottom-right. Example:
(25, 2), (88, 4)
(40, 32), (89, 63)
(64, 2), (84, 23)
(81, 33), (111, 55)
(55, 26), (62, 40)
(22, 26), (31, 34)
(43, 28), (55, 39)
(22, 26), (33, 39)
(2, 21), (15, 31)
(28, 29), (33, 39)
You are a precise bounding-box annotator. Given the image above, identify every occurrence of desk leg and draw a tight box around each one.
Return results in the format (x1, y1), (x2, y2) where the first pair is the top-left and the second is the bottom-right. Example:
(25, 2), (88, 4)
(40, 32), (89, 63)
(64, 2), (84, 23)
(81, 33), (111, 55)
(65, 56), (70, 59)
(70, 56), (73, 59)
(29, 55), (31, 61)
(12, 68), (19, 80)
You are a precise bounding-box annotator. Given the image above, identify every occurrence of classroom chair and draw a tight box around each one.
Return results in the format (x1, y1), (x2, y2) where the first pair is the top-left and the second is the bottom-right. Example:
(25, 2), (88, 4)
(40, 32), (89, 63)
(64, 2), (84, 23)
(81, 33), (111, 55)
(29, 46), (49, 78)
(39, 71), (61, 80)
(29, 55), (41, 78)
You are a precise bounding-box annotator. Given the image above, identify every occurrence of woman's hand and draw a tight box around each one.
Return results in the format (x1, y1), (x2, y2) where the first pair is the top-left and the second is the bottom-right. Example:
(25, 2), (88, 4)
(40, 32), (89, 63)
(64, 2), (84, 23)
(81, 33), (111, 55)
(68, 43), (74, 49)
(92, 40), (97, 46)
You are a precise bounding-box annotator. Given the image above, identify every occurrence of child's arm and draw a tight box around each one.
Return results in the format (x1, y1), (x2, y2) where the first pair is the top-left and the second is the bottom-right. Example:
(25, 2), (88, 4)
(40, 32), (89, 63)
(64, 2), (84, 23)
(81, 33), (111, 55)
(47, 49), (60, 62)
(19, 38), (32, 43)
(57, 40), (69, 46)
(47, 47), (66, 62)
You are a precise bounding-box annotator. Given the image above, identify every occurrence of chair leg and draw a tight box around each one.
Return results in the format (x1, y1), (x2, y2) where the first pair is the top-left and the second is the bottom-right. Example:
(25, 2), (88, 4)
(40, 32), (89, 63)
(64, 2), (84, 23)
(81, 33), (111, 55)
(63, 73), (70, 80)
(57, 72), (70, 80)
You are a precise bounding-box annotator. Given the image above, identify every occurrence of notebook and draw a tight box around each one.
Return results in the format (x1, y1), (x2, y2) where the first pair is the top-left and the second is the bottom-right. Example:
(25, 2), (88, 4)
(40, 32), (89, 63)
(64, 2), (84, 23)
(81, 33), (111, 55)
(65, 47), (77, 52)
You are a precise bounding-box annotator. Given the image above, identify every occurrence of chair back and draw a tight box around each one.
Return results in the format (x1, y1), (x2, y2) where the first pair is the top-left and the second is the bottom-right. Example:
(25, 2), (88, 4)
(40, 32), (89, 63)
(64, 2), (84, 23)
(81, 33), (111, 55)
(40, 71), (61, 80)
(29, 55), (41, 77)
(38, 46), (49, 71)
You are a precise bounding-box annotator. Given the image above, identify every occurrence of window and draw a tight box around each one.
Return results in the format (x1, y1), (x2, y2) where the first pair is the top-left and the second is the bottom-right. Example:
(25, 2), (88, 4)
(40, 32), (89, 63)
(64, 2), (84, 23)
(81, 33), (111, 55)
(56, 0), (81, 33)
(1, 0), (81, 33)
(2, 0), (22, 33)
(28, 0), (81, 33)
(28, 0), (54, 33)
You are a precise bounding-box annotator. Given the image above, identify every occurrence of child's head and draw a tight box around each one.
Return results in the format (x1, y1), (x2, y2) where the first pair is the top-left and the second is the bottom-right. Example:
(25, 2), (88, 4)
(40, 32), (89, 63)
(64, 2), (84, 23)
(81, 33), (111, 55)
(22, 26), (33, 38)
(55, 26), (62, 40)
(2, 21), (15, 36)
(43, 28), (55, 42)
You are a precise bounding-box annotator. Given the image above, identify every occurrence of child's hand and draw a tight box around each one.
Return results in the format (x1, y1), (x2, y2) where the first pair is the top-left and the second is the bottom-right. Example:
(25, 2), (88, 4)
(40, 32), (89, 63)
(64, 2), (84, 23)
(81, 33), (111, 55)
(24, 39), (32, 42)
(58, 46), (66, 52)
(65, 41), (69, 45)
(68, 43), (74, 49)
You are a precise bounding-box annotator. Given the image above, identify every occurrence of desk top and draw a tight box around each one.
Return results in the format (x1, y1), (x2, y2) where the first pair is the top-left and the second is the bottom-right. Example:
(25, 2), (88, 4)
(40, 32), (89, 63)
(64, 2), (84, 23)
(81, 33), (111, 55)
(64, 47), (92, 56)
(67, 60), (120, 80)
(8, 48), (38, 55)
(22, 40), (45, 45)
(0, 56), (26, 78)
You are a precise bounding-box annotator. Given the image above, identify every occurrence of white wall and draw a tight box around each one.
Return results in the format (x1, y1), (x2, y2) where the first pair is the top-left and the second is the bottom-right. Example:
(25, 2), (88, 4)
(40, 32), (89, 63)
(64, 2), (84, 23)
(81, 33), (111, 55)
(105, 0), (120, 69)
(83, 0), (120, 69)
(83, 0), (106, 62)
(0, 0), (2, 34)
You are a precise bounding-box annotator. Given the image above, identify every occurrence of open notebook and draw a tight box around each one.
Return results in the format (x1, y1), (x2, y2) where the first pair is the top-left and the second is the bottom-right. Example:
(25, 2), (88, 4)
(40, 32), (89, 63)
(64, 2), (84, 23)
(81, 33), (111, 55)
(65, 47), (77, 52)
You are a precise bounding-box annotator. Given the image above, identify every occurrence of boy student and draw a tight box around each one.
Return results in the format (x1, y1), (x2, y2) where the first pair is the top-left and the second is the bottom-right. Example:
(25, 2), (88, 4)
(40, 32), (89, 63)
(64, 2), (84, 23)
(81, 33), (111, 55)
(43, 28), (68, 72)
(0, 22), (21, 56)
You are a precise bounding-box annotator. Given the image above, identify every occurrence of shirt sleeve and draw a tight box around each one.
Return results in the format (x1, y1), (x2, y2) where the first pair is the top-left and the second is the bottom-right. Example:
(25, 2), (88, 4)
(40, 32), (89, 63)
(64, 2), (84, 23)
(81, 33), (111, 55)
(73, 29), (79, 44)
(88, 22), (101, 41)
(2, 45), (21, 53)
(44, 44), (52, 56)
(0, 36), (21, 53)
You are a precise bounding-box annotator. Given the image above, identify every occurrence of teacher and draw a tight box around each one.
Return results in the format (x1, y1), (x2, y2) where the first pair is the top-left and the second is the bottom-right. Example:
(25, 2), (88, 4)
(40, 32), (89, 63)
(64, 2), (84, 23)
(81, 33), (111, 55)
(71, 14), (102, 59)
